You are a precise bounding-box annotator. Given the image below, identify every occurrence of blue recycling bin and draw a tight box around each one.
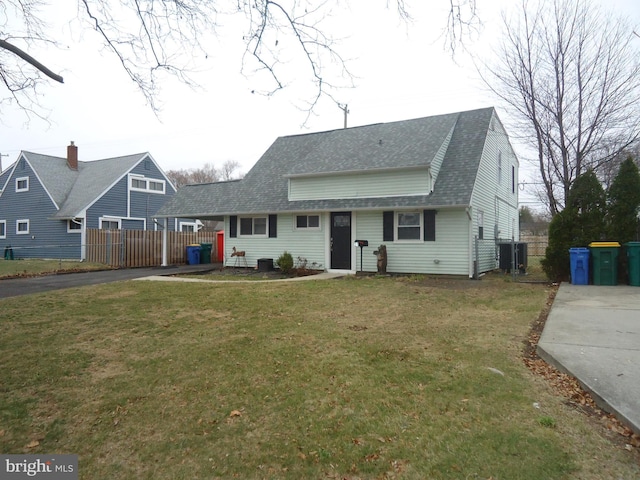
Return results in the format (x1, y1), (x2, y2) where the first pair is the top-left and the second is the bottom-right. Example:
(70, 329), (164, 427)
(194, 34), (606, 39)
(569, 247), (590, 285)
(186, 244), (201, 265)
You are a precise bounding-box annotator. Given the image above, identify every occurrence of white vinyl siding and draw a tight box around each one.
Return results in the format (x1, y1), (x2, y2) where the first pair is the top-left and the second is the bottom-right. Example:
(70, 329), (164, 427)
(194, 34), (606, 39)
(355, 210), (470, 275)
(224, 214), (325, 268)
(289, 168), (431, 201)
(470, 112), (519, 242)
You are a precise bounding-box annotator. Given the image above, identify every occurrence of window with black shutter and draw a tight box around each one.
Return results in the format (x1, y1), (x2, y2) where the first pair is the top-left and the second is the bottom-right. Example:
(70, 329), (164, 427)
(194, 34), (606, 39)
(269, 214), (277, 238)
(229, 215), (237, 238)
(423, 210), (436, 241)
(383, 211), (394, 241)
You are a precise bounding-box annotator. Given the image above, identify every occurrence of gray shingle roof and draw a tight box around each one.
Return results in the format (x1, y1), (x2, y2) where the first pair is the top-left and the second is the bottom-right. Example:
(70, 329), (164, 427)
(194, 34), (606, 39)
(155, 107), (496, 218)
(0, 168), (11, 193)
(21, 151), (148, 218)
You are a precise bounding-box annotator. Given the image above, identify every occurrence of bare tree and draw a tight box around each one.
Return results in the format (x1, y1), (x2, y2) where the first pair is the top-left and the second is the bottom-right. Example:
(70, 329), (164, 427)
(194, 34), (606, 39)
(444, 0), (481, 55)
(166, 160), (242, 188)
(480, 0), (640, 215)
(219, 159), (242, 181)
(1, 0), (476, 122)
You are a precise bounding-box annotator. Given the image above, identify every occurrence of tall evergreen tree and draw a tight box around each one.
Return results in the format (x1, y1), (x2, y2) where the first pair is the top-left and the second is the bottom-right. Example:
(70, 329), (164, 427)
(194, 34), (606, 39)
(542, 170), (606, 281)
(568, 170), (607, 246)
(607, 157), (640, 243)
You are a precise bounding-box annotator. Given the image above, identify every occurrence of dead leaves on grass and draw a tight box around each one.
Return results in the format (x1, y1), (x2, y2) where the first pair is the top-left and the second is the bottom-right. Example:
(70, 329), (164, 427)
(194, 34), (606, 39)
(524, 287), (640, 452)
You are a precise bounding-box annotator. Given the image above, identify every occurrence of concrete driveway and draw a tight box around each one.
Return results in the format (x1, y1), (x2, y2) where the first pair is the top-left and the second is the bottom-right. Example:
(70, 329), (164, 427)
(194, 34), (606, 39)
(538, 283), (640, 435)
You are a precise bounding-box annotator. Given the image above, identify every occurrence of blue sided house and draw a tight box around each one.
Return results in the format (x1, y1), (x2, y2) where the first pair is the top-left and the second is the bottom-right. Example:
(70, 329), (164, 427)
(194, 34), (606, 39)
(0, 142), (190, 260)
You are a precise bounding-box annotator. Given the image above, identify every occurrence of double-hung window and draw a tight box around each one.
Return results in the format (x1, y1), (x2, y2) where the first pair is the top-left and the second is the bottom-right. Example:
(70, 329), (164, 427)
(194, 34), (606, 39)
(0, 220), (6, 239)
(240, 217), (267, 236)
(384, 210), (436, 242)
(396, 212), (422, 240)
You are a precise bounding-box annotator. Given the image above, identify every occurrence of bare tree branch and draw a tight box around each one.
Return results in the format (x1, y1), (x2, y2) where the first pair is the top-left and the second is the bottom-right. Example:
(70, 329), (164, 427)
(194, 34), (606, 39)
(443, 0), (480, 55)
(1, 1), (480, 123)
(479, 0), (640, 215)
(0, 38), (63, 83)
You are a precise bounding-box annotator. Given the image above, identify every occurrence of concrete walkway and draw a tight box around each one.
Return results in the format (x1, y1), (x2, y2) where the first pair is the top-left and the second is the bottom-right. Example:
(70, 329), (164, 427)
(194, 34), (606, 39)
(537, 283), (640, 435)
(0, 265), (344, 299)
(134, 271), (345, 284)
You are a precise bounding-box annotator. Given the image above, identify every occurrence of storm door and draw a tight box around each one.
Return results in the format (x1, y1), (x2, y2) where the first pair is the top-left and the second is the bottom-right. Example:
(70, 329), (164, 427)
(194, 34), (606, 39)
(330, 212), (352, 270)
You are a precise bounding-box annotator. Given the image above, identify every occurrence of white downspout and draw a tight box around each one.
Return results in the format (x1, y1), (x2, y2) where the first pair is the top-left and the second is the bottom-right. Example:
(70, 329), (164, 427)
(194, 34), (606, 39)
(80, 219), (87, 261)
(161, 218), (168, 267)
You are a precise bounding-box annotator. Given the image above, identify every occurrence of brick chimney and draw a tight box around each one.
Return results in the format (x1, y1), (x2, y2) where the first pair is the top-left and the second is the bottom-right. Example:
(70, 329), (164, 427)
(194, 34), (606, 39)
(67, 141), (78, 170)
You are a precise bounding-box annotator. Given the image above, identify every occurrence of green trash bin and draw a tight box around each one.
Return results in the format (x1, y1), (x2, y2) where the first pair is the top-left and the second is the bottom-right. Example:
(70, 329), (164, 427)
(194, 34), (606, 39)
(200, 242), (213, 264)
(589, 242), (620, 286)
(625, 241), (640, 287)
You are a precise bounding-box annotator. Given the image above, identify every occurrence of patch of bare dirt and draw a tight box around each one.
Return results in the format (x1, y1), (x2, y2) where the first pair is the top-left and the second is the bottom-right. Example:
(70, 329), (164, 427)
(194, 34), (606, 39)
(184, 266), (322, 280)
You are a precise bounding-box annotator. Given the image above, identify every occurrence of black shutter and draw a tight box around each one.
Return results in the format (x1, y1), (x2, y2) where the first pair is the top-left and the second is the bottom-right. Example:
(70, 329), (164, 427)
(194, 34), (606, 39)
(268, 214), (277, 238)
(383, 211), (394, 241)
(229, 215), (237, 238)
(424, 210), (436, 241)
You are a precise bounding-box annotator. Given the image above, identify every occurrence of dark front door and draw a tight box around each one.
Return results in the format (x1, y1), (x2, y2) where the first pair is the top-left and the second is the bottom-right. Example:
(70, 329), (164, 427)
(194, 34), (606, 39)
(330, 212), (352, 270)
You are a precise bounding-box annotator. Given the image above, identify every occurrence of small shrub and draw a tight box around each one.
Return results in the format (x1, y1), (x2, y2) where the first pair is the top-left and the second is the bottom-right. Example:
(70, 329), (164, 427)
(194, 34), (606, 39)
(276, 251), (294, 274)
(294, 256), (322, 276)
(295, 256), (308, 270)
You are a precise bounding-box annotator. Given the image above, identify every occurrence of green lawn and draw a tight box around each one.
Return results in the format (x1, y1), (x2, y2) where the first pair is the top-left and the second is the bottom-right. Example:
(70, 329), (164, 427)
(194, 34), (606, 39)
(0, 258), (106, 278)
(0, 275), (637, 479)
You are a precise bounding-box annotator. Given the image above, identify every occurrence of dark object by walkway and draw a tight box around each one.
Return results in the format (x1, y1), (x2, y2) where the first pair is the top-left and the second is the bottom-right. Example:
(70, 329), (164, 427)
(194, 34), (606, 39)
(374, 245), (387, 274)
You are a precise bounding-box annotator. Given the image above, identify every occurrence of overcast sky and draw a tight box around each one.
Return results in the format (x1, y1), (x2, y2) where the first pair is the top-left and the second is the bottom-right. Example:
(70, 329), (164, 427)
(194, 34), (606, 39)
(2, 0), (639, 210)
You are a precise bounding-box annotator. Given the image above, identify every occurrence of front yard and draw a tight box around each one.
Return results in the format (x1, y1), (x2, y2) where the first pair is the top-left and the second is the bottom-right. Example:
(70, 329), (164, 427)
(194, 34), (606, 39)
(0, 274), (638, 479)
(0, 258), (105, 278)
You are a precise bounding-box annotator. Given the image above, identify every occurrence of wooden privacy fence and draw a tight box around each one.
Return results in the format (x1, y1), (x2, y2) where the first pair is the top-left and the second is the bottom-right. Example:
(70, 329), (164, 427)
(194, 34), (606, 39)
(86, 229), (218, 267)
